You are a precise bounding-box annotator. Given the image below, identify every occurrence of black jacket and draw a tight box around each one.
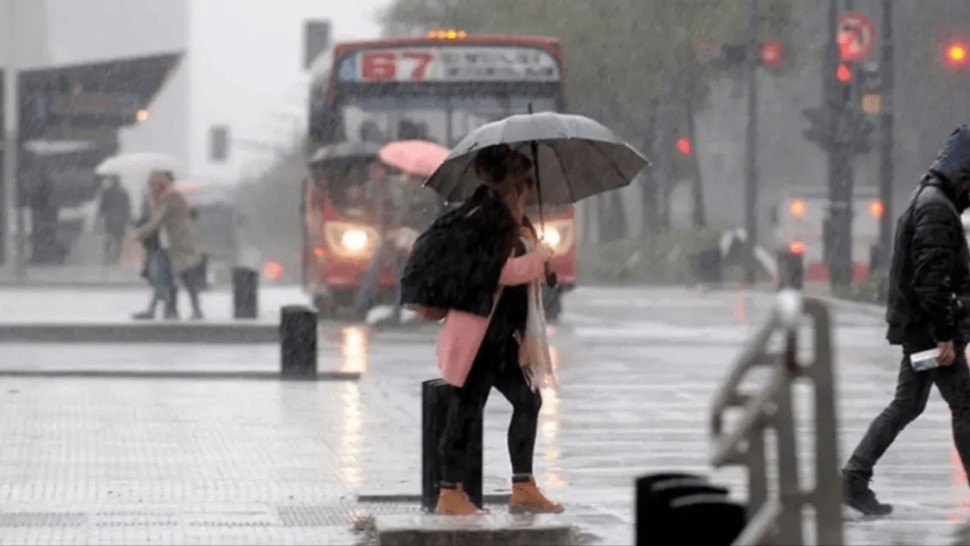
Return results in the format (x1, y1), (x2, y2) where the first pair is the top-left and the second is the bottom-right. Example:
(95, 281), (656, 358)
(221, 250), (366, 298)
(400, 184), (522, 318)
(887, 125), (970, 346)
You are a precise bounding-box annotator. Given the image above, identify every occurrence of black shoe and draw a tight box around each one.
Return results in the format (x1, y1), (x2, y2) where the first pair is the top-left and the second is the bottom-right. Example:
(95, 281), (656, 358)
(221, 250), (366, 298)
(132, 310), (154, 320)
(843, 473), (893, 516)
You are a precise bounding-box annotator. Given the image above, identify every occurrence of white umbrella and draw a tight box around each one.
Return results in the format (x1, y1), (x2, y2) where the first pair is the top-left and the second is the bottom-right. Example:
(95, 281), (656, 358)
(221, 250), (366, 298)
(94, 153), (180, 177)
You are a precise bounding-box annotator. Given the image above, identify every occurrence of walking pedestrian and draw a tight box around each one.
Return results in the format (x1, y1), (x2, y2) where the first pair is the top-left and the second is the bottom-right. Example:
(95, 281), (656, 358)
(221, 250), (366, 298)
(400, 144), (562, 516)
(98, 176), (132, 264)
(131, 197), (178, 320)
(843, 125), (970, 515)
(130, 171), (205, 320)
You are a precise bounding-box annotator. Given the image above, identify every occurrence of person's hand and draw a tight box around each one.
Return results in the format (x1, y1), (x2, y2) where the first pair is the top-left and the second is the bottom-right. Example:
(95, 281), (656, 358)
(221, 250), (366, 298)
(537, 242), (555, 262)
(938, 340), (956, 366)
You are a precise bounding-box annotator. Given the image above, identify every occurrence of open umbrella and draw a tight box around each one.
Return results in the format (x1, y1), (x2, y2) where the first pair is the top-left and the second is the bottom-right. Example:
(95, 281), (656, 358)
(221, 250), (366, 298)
(379, 140), (450, 178)
(308, 141), (381, 167)
(94, 152), (180, 177)
(425, 111), (649, 206)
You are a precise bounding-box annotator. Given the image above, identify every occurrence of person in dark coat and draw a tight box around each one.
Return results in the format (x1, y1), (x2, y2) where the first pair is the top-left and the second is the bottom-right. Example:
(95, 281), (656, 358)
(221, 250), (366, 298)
(842, 125), (970, 515)
(400, 144), (561, 516)
(98, 177), (132, 264)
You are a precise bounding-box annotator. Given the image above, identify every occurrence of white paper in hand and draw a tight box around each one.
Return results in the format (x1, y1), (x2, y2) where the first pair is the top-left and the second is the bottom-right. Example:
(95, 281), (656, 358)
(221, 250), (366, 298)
(910, 348), (942, 372)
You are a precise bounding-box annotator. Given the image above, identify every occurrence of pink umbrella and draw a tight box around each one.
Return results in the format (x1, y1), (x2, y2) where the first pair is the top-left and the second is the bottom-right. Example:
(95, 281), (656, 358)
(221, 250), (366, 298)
(379, 140), (450, 178)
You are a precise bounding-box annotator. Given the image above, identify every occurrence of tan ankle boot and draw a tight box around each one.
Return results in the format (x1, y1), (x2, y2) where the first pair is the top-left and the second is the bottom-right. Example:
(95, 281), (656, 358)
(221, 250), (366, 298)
(509, 476), (564, 514)
(435, 484), (489, 516)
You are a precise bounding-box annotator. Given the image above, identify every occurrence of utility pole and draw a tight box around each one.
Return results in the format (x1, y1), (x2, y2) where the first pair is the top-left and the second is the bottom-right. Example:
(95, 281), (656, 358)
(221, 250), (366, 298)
(877, 0), (894, 266)
(744, 0), (759, 284)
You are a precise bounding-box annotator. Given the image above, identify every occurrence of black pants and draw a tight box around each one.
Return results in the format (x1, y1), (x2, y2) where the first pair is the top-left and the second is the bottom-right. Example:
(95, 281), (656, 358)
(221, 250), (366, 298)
(844, 344), (970, 481)
(439, 335), (542, 484)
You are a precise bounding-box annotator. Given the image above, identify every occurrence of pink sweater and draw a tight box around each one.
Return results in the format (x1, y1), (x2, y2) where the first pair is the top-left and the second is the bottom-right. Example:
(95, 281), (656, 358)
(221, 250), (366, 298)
(436, 251), (546, 387)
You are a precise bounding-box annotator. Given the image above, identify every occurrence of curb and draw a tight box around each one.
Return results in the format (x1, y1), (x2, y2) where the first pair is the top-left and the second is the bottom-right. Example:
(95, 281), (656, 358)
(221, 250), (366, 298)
(0, 369), (362, 381)
(358, 493), (511, 505)
(814, 295), (884, 317)
(0, 323), (279, 344)
(372, 514), (576, 546)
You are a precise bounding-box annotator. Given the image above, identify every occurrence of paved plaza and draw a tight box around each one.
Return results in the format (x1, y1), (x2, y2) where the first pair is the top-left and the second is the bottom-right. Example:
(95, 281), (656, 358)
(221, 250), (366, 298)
(0, 286), (965, 544)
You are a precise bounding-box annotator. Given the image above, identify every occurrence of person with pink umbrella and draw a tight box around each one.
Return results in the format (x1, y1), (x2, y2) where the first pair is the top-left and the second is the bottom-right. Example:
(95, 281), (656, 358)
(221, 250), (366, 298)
(352, 141), (448, 324)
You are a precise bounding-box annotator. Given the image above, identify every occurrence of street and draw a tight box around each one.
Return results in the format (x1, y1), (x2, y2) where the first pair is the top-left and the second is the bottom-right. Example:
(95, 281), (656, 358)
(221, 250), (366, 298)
(0, 286), (965, 545)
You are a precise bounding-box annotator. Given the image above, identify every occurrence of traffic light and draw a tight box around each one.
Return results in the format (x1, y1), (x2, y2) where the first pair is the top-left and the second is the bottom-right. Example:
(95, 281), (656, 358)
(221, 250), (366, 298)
(759, 42), (784, 68)
(869, 199), (885, 219)
(210, 125), (229, 162)
(836, 63), (853, 84)
(946, 40), (968, 69)
(675, 137), (692, 156)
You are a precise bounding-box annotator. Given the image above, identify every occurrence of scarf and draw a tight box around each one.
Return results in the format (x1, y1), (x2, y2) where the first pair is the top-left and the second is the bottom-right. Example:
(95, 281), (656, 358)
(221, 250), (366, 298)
(516, 233), (558, 392)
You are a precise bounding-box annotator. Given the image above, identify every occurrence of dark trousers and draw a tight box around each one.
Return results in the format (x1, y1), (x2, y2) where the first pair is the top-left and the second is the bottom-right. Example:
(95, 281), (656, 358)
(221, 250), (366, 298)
(152, 251), (203, 315)
(439, 336), (542, 484)
(844, 344), (970, 481)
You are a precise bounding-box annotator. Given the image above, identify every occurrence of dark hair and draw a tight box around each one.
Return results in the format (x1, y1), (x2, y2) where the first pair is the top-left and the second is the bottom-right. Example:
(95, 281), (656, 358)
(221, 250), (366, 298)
(474, 145), (532, 185)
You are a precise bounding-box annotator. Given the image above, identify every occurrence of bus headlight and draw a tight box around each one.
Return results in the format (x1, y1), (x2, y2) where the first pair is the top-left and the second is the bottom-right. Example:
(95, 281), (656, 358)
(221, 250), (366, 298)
(341, 229), (369, 253)
(540, 220), (574, 254)
(324, 222), (379, 258)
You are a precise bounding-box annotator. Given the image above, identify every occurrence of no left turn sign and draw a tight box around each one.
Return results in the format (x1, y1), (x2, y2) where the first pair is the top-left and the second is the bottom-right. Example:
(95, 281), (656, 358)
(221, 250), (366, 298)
(838, 12), (877, 62)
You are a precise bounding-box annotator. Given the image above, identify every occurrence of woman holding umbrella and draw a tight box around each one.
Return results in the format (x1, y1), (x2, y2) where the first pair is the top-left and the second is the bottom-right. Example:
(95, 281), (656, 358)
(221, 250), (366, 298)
(401, 144), (562, 516)
(404, 111), (649, 516)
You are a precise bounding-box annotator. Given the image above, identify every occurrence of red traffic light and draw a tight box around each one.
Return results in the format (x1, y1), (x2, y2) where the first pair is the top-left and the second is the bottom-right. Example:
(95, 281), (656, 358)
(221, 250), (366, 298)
(836, 63), (853, 84)
(760, 41), (784, 67)
(947, 41), (968, 67)
(675, 137), (692, 156)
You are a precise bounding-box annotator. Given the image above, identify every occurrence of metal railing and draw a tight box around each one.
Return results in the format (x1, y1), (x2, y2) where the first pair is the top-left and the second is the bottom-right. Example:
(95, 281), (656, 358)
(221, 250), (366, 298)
(710, 290), (843, 545)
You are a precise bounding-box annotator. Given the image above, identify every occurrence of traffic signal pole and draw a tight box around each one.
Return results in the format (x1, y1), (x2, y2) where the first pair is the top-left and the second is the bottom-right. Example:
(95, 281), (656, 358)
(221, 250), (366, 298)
(877, 0), (894, 265)
(825, 0), (855, 289)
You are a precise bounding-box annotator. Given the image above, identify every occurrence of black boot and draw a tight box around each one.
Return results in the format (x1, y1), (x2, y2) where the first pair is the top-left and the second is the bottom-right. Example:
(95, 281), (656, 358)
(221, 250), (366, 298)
(843, 471), (892, 516)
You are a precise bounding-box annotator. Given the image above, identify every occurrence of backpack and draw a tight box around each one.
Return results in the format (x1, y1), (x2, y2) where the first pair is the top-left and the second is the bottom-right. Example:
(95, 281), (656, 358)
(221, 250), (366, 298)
(402, 205), (487, 322)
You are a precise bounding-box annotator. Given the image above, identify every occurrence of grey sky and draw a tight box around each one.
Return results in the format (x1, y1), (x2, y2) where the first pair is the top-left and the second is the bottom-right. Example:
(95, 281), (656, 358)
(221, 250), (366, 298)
(186, 0), (392, 182)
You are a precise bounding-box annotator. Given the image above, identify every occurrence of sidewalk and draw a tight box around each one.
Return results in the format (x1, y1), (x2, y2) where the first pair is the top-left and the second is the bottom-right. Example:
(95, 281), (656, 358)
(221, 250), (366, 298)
(0, 287), (965, 544)
(0, 285), (310, 324)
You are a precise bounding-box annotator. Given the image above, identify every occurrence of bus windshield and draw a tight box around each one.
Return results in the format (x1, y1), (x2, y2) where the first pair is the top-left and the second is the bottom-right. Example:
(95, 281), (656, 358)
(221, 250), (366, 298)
(337, 90), (558, 147)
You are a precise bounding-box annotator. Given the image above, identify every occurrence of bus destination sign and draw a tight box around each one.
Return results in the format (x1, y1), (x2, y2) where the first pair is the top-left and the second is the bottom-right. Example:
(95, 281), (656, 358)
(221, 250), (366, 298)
(337, 46), (560, 83)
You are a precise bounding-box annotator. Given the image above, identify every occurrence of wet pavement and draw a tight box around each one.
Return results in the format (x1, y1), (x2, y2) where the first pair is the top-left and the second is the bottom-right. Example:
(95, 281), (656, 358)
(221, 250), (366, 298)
(0, 286), (966, 544)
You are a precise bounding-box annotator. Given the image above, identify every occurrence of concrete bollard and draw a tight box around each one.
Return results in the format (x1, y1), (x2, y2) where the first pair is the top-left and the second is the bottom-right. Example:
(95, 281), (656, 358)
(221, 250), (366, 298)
(421, 378), (483, 512)
(636, 474), (712, 546)
(232, 266), (259, 319)
(280, 306), (317, 379)
(668, 494), (746, 543)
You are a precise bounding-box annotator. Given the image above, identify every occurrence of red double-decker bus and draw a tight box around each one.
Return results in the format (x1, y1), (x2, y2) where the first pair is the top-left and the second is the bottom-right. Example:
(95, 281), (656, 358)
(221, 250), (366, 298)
(305, 31), (575, 318)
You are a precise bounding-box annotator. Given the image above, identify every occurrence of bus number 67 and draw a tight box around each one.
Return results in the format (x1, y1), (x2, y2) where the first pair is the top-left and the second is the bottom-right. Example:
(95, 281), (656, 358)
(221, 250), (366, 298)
(361, 51), (435, 81)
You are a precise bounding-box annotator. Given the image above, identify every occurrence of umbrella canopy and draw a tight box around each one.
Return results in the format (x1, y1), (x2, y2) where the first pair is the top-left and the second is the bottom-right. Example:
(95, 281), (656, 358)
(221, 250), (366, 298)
(308, 141), (381, 167)
(425, 112), (649, 205)
(94, 153), (180, 177)
(379, 140), (450, 178)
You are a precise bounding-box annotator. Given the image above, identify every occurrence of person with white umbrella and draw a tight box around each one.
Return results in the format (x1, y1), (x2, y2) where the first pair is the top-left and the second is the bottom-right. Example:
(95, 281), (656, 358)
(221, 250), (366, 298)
(129, 171), (205, 320)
